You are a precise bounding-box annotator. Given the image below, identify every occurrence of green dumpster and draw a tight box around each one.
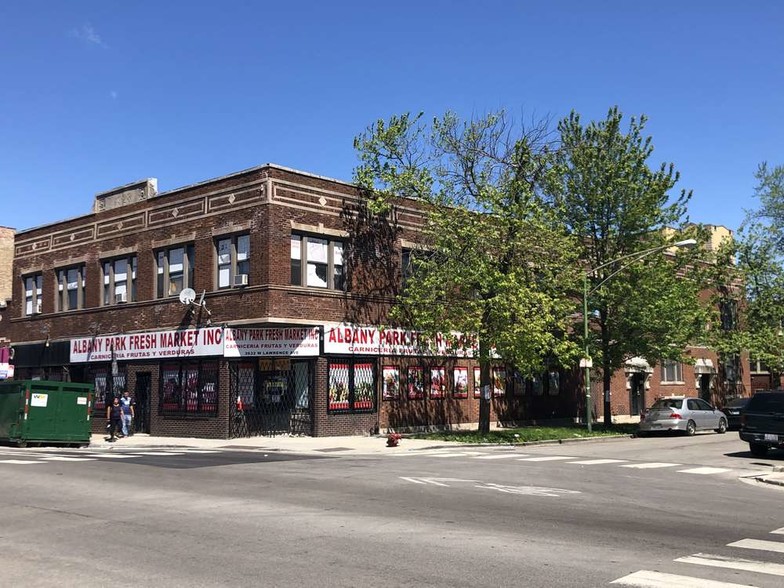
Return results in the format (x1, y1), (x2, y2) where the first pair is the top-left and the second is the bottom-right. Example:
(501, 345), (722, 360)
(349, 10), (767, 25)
(0, 380), (95, 447)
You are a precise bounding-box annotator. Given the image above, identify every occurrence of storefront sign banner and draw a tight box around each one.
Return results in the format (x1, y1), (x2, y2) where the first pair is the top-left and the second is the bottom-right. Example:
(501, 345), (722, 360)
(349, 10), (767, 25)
(323, 324), (477, 357)
(70, 327), (224, 363)
(223, 327), (320, 357)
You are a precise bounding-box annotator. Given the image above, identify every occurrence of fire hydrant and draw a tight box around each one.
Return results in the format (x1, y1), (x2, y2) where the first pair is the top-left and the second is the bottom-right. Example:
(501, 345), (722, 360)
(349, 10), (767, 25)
(386, 433), (402, 447)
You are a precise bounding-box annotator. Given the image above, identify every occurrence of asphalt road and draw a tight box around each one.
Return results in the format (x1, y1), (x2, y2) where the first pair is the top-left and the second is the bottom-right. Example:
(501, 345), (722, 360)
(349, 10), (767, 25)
(1, 432), (782, 587)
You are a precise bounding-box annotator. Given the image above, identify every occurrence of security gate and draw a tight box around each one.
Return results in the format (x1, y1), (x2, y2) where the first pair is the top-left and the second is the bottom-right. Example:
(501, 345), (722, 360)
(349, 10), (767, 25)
(229, 360), (313, 437)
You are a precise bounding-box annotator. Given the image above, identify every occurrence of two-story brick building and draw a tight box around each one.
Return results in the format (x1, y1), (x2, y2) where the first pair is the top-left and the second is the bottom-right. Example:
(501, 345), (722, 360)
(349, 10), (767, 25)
(3, 165), (749, 437)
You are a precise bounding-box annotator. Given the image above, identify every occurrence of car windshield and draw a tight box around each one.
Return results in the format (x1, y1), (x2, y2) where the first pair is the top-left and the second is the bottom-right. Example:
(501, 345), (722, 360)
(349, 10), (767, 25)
(726, 397), (748, 408)
(650, 399), (682, 410)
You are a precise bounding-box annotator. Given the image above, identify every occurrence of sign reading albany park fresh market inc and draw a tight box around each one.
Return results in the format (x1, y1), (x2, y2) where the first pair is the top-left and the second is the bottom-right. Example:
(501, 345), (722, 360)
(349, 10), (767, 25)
(70, 327), (225, 362)
(323, 324), (477, 357)
(223, 327), (320, 357)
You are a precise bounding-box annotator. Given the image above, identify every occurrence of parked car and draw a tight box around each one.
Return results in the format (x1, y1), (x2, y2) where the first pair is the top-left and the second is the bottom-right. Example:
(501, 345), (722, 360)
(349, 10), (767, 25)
(638, 396), (728, 436)
(739, 390), (784, 457)
(719, 397), (750, 430)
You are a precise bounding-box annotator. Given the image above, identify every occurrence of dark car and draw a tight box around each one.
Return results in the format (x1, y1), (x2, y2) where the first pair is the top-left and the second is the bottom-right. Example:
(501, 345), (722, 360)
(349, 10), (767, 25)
(739, 390), (784, 457)
(720, 397), (750, 430)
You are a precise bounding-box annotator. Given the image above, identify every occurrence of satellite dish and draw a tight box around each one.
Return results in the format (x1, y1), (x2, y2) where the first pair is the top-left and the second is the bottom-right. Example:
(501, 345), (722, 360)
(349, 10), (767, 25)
(179, 288), (197, 305)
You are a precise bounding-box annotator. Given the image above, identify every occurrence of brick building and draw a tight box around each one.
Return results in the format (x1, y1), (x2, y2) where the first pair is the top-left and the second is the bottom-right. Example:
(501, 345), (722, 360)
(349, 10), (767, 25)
(4, 165), (747, 437)
(4, 165), (581, 438)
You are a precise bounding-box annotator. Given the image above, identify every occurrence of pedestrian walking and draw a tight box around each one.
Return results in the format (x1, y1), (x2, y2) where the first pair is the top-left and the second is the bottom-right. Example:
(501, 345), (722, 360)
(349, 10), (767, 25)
(120, 390), (135, 437)
(106, 396), (123, 442)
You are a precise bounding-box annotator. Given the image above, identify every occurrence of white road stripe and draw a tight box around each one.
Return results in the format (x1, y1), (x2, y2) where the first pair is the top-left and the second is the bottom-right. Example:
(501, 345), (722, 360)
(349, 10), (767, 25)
(771, 528), (784, 535)
(677, 467), (732, 475)
(182, 450), (221, 454)
(430, 452), (473, 458)
(132, 451), (186, 456)
(0, 459), (43, 464)
(621, 462), (681, 469)
(676, 553), (784, 576)
(90, 454), (143, 459)
(517, 456), (574, 462)
(473, 454), (526, 460)
(610, 569), (759, 587)
(41, 457), (95, 462)
(728, 538), (784, 553)
(399, 477), (427, 485)
(568, 459), (627, 465)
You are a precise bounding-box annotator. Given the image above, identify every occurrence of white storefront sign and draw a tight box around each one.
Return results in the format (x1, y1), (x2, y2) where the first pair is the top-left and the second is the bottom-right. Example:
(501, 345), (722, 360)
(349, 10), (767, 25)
(223, 327), (320, 357)
(70, 327), (224, 362)
(323, 324), (477, 357)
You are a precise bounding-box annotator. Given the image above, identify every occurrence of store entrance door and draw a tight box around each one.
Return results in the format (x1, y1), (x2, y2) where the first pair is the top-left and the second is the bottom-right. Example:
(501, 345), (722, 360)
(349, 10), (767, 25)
(133, 372), (151, 434)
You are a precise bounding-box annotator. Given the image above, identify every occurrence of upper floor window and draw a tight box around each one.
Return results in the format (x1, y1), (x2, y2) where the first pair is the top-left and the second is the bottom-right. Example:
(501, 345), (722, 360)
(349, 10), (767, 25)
(217, 234), (250, 289)
(660, 359), (683, 383)
(56, 265), (86, 311)
(23, 273), (43, 316)
(156, 245), (194, 298)
(291, 234), (344, 290)
(103, 256), (137, 305)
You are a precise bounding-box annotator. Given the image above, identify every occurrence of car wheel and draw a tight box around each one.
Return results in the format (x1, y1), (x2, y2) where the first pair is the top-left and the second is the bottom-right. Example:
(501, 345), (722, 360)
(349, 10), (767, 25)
(686, 420), (697, 436)
(637, 430), (647, 438)
(750, 443), (768, 457)
(715, 418), (727, 434)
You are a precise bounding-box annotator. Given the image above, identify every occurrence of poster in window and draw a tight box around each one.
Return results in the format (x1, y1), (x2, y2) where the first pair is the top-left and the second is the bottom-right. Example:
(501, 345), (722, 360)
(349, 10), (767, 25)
(162, 364), (180, 411)
(454, 367), (468, 398)
(493, 367), (506, 397)
(430, 367), (445, 398)
(354, 363), (374, 410)
(382, 366), (400, 400)
(407, 366), (424, 399)
(328, 363), (350, 411)
(473, 366), (481, 398)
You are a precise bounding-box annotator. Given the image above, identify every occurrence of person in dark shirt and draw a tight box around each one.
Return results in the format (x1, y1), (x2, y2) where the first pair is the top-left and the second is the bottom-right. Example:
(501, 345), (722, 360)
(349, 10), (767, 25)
(106, 396), (123, 442)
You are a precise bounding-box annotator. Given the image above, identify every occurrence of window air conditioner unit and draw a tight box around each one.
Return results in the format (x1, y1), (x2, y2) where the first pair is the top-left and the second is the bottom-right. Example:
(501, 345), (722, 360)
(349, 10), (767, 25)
(115, 292), (127, 303)
(32, 301), (42, 315)
(233, 274), (248, 287)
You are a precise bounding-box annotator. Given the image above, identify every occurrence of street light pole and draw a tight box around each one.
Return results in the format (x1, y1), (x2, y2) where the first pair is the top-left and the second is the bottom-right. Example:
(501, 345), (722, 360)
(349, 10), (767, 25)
(582, 238), (696, 430)
(583, 273), (592, 433)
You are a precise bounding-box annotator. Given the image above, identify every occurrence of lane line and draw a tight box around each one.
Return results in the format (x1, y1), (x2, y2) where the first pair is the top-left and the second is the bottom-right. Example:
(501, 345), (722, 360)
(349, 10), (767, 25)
(129, 451), (186, 456)
(610, 569), (759, 587)
(728, 538), (784, 553)
(399, 477), (427, 485)
(568, 459), (627, 465)
(517, 456), (574, 462)
(771, 528), (784, 535)
(41, 457), (95, 462)
(0, 459), (43, 464)
(620, 462), (681, 469)
(473, 454), (526, 460)
(676, 553), (784, 577)
(677, 467), (732, 475)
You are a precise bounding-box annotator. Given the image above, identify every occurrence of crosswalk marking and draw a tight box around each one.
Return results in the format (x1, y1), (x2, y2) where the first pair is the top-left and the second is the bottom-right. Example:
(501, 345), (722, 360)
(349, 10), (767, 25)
(676, 553), (784, 577)
(620, 462), (681, 469)
(518, 456), (573, 462)
(568, 459), (627, 465)
(610, 569), (758, 587)
(41, 456), (95, 462)
(473, 454), (526, 460)
(728, 538), (784, 553)
(0, 459), (43, 464)
(129, 451), (185, 456)
(677, 467), (732, 475)
(771, 528), (784, 535)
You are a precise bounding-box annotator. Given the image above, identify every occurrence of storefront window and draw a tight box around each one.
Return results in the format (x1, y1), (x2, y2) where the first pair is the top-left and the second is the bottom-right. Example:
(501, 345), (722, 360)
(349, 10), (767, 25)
(328, 359), (376, 413)
(160, 360), (218, 416)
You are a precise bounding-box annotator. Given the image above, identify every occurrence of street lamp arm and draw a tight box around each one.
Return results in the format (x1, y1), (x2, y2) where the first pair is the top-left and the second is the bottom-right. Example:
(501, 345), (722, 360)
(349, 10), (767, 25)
(587, 239), (697, 277)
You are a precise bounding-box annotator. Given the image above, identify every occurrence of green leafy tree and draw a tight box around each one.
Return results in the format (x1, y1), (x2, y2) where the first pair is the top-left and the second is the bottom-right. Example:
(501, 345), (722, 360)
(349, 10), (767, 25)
(550, 107), (711, 425)
(353, 111), (582, 433)
(729, 163), (784, 385)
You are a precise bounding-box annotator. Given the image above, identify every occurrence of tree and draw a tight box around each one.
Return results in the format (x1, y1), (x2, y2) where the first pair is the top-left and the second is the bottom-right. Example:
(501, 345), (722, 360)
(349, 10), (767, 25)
(550, 107), (711, 425)
(353, 112), (582, 433)
(728, 163), (784, 385)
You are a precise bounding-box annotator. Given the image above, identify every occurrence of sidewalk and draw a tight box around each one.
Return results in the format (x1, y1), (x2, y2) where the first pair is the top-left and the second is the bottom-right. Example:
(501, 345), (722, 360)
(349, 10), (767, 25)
(89, 432), (468, 455)
(88, 433), (784, 488)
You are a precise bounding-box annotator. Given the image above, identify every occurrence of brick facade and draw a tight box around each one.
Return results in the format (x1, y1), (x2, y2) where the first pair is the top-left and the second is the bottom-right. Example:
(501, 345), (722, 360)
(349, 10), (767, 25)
(4, 164), (745, 435)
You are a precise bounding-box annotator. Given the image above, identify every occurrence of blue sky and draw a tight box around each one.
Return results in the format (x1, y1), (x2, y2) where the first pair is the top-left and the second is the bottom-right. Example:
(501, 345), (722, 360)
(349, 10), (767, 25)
(0, 0), (781, 233)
